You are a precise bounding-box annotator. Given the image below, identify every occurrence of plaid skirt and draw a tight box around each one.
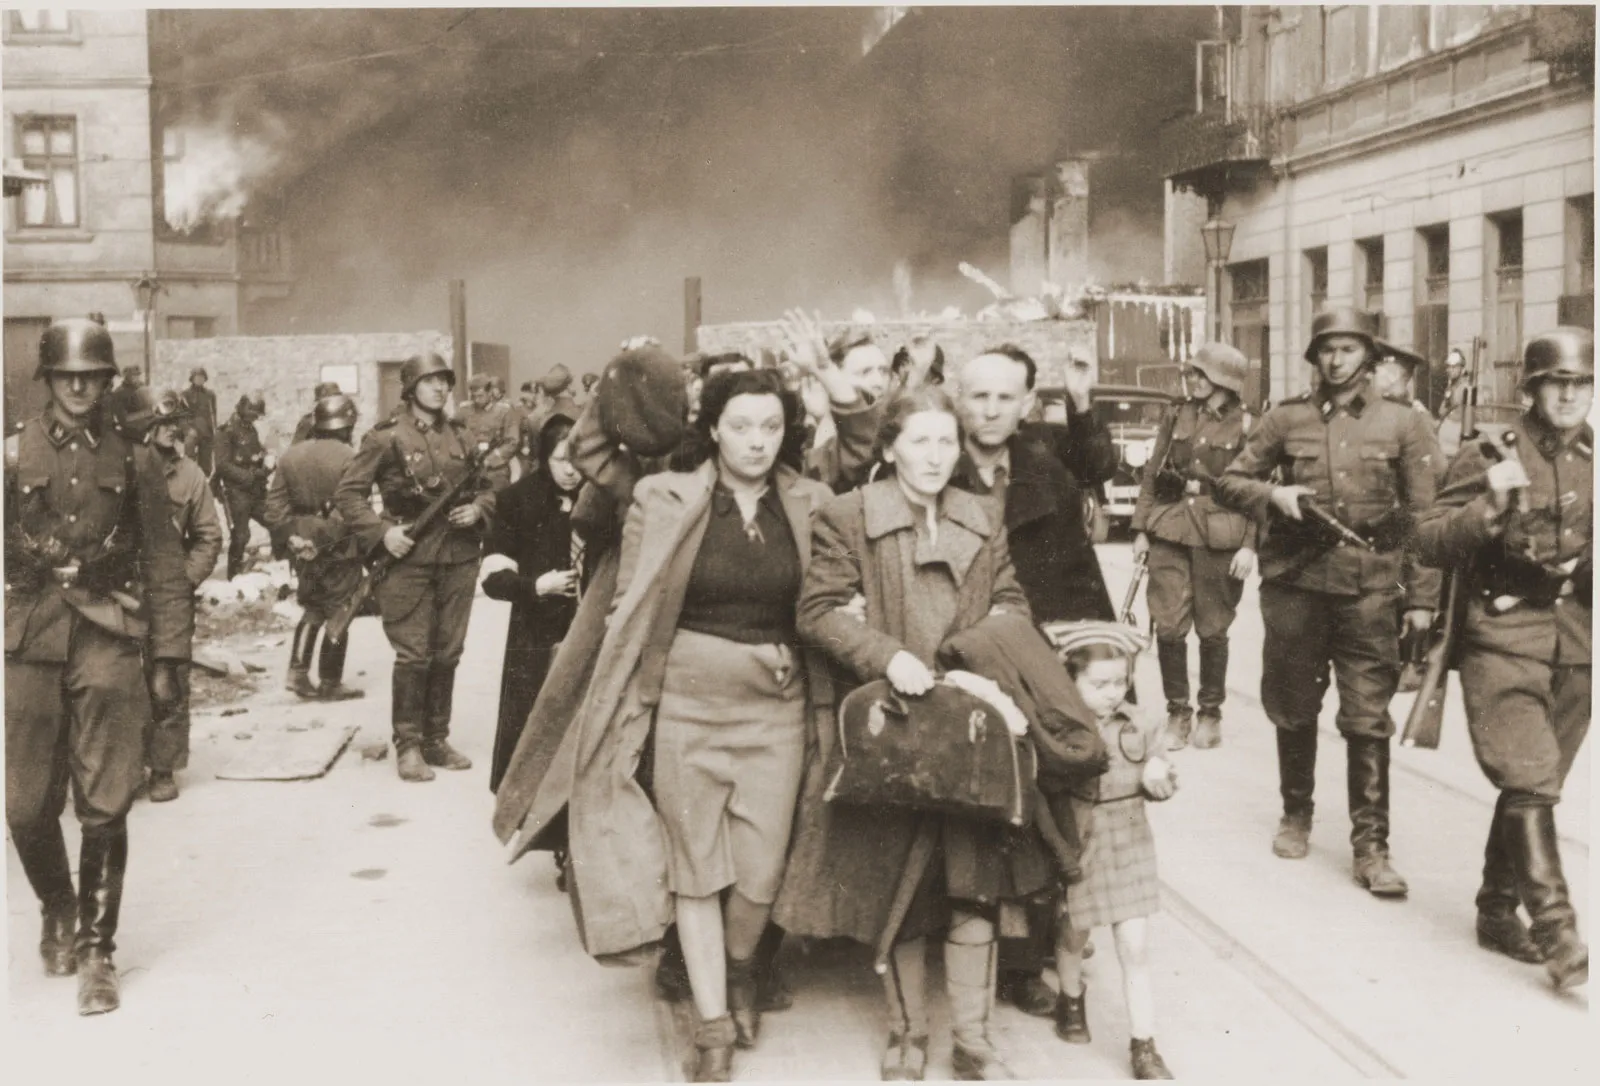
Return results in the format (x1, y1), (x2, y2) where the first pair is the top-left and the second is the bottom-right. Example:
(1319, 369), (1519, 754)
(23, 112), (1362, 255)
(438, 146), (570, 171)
(1065, 795), (1159, 930)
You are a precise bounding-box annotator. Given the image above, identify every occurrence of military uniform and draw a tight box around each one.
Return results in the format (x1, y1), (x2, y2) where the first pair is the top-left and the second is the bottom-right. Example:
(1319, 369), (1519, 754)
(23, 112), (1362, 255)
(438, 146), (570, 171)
(215, 402), (270, 578)
(146, 437), (223, 785)
(456, 399), (520, 470)
(335, 379), (505, 774)
(1216, 308), (1438, 894)
(179, 380), (217, 476)
(4, 317), (194, 1014)
(1133, 396), (1256, 743)
(265, 420), (365, 699)
(1415, 328), (1591, 990)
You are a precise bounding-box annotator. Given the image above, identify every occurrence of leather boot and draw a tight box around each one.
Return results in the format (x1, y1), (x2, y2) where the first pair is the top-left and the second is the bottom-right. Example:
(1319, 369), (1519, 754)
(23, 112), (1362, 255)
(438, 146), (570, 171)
(753, 922), (793, 1012)
(315, 632), (364, 701)
(1476, 795), (1542, 964)
(286, 618), (322, 699)
(147, 771), (179, 803)
(1347, 736), (1408, 897)
(1053, 984), (1090, 1044)
(1504, 803), (1589, 990)
(727, 954), (760, 1049)
(997, 970), (1056, 1018)
(946, 939), (1015, 1080)
(1193, 637), (1228, 749)
(691, 1013), (737, 1083)
(422, 664), (472, 770)
(12, 820), (78, 977)
(392, 666), (434, 782)
(1272, 727), (1317, 859)
(1130, 1038), (1174, 1079)
(1156, 639), (1191, 750)
(76, 823), (128, 1015)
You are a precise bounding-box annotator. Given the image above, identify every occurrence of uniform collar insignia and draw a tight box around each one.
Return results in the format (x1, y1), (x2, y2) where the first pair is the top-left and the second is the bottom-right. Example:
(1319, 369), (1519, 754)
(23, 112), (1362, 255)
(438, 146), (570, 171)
(45, 413), (101, 448)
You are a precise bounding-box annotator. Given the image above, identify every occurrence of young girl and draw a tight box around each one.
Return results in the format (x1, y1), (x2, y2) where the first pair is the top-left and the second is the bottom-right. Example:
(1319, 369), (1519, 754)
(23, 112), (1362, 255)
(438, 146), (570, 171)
(1054, 626), (1178, 1080)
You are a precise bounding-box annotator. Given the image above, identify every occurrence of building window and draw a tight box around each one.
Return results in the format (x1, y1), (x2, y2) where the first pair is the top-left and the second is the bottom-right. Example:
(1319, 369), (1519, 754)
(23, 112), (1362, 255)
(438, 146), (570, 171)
(1487, 210), (1523, 399)
(1305, 246), (1329, 312)
(1228, 258), (1270, 409)
(1561, 195), (1594, 330)
(1414, 224), (1450, 367)
(166, 316), (217, 340)
(7, 10), (73, 36)
(1356, 236), (1386, 320)
(15, 116), (79, 228)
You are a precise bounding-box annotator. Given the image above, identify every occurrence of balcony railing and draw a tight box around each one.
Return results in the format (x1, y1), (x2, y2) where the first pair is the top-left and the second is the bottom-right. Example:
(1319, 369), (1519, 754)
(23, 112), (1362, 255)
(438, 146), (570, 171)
(1161, 104), (1280, 195)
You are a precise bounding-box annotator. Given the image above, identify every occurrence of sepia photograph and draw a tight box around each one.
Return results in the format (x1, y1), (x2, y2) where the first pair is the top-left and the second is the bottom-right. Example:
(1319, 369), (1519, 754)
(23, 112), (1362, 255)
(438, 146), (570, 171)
(3, 4), (1594, 1082)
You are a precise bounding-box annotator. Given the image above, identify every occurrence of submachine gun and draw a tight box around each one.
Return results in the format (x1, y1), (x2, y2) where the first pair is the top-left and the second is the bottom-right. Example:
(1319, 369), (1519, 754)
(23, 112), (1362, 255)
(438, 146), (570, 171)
(1401, 337), (1485, 749)
(324, 444), (488, 645)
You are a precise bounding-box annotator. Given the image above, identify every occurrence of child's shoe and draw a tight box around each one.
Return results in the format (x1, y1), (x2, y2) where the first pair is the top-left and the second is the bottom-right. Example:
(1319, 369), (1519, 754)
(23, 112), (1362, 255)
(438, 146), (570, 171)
(1130, 1037), (1173, 1079)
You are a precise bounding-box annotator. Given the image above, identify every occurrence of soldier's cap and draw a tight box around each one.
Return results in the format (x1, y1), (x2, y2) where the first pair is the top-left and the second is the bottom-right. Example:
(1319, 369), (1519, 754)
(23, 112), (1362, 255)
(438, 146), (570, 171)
(150, 390), (191, 424)
(467, 372), (493, 391)
(1187, 342), (1248, 396)
(313, 381), (342, 399)
(35, 318), (118, 380)
(1522, 327), (1595, 386)
(1302, 306), (1414, 366)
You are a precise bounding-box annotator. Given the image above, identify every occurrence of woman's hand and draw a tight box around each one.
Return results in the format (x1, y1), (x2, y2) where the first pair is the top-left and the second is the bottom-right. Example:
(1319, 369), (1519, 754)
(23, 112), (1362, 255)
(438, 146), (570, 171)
(535, 569), (579, 598)
(886, 651), (935, 696)
(1141, 756), (1178, 801)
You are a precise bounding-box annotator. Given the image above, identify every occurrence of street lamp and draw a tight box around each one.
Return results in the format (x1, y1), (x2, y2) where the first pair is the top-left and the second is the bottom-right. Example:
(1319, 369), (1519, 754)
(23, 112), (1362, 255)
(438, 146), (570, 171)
(132, 273), (164, 382)
(1199, 216), (1236, 343)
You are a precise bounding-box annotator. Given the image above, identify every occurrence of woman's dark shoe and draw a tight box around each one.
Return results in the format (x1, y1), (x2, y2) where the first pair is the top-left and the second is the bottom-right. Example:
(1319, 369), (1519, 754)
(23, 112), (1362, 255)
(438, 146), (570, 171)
(881, 1030), (930, 1081)
(727, 955), (761, 1049)
(1053, 986), (1090, 1044)
(691, 1014), (737, 1083)
(997, 970), (1056, 1017)
(1130, 1038), (1174, 1080)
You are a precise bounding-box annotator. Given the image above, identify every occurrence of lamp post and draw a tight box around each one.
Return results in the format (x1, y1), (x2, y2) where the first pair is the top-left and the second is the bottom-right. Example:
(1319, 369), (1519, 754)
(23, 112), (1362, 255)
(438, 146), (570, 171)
(132, 273), (163, 383)
(1199, 215), (1236, 343)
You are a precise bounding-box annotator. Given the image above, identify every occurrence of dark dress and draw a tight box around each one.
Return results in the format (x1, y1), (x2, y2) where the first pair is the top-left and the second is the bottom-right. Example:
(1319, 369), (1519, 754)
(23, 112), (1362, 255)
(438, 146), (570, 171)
(484, 468), (581, 792)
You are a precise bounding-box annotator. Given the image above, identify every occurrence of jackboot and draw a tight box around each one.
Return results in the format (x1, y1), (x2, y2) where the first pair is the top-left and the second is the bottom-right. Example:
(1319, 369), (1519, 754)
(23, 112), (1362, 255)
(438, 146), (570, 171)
(1193, 637), (1228, 749)
(1156, 639), (1191, 750)
(727, 954), (761, 1049)
(1476, 794), (1542, 964)
(1504, 804), (1589, 990)
(422, 663), (472, 770)
(946, 939), (1015, 1080)
(691, 1013), (737, 1083)
(1130, 1038), (1174, 1079)
(880, 942), (929, 1081)
(1272, 726), (1317, 859)
(392, 666), (434, 782)
(12, 820), (78, 977)
(76, 823), (128, 1016)
(753, 922), (793, 1012)
(1053, 984), (1090, 1044)
(286, 617), (322, 699)
(1347, 736), (1408, 897)
(315, 632), (364, 701)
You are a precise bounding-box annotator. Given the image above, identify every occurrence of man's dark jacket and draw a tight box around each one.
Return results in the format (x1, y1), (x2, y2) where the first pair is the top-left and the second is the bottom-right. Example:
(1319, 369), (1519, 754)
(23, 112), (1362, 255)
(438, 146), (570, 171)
(951, 419), (1116, 624)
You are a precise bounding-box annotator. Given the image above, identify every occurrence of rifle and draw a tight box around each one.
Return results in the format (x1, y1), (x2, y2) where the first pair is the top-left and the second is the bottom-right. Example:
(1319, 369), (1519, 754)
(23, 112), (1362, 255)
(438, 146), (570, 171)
(325, 444), (488, 644)
(1402, 336), (1485, 749)
(1120, 547), (1149, 628)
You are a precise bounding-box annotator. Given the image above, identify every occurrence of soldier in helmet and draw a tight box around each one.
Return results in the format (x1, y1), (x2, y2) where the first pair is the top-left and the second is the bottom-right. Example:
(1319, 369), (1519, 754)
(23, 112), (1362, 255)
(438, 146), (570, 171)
(1216, 307), (1439, 897)
(4, 319), (192, 1014)
(142, 391), (224, 802)
(266, 392), (365, 701)
(334, 352), (507, 781)
(291, 381), (344, 445)
(105, 364), (153, 436)
(179, 366), (218, 476)
(1132, 343), (1261, 751)
(457, 372), (519, 473)
(1416, 328), (1593, 991)
(215, 392), (272, 579)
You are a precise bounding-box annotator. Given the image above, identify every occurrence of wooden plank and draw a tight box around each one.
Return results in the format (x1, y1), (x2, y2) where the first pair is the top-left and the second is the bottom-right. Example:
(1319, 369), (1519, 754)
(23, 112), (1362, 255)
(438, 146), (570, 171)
(215, 723), (359, 782)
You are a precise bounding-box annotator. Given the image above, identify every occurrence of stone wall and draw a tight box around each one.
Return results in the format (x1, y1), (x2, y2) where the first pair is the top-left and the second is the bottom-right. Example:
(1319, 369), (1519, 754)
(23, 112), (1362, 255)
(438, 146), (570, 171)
(153, 331), (451, 451)
(696, 318), (1098, 388)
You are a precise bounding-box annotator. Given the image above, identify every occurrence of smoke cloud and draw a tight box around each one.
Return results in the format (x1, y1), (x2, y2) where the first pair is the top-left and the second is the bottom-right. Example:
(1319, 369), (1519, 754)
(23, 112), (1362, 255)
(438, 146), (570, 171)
(154, 8), (1210, 379)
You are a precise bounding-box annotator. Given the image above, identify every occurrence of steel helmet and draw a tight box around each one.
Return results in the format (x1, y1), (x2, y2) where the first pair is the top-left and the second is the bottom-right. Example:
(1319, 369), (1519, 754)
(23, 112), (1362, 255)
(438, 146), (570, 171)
(312, 380), (342, 399)
(400, 352), (455, 397)
(236, 392), (267, 417)
(35, 318), (118, 380)
(467, 372), (492, 392)
(1188, 343), (1248, 396)
(313, 393), (358, 433)
(1302, 306), (1384, 363)
(1522, 327), (1594, 385)
(149, 390), (191, 425)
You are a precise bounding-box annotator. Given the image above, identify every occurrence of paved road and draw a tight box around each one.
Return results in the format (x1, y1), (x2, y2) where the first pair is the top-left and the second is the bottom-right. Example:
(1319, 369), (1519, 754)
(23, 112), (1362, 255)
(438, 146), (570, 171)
(6, 551), (1592, 1080)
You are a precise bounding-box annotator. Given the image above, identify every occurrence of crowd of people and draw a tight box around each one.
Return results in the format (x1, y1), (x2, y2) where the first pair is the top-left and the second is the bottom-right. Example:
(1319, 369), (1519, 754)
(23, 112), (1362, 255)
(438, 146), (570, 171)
(3, 307), (1591, 1083)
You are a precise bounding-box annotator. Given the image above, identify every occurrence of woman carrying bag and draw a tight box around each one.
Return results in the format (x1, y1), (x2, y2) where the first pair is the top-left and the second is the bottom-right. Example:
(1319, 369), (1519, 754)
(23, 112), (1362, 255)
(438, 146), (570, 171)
(777, 385), (1045, 1081)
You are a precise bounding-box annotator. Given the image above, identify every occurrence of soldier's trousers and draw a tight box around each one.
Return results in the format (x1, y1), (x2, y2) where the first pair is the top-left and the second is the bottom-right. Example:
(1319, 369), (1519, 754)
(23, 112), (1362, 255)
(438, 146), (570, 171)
(145, 662), (192, 773)
(6, 616), (149, 834)
(374, 559), (480, 669)
(1260, 581), (1401, 739)
(1147, 540), (1244, 642)
(223, 490), (268, 575)
(1459, 648), (1590, 805)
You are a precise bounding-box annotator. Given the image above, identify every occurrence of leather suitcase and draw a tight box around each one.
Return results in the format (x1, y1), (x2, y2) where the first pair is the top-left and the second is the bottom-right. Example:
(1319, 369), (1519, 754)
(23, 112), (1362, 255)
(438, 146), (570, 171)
(824, 679), (1036, 827)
